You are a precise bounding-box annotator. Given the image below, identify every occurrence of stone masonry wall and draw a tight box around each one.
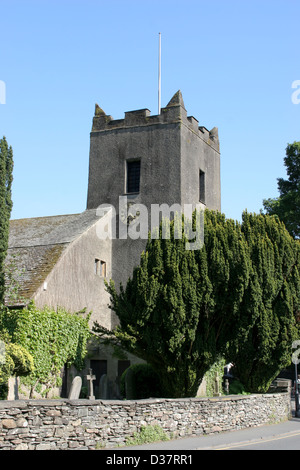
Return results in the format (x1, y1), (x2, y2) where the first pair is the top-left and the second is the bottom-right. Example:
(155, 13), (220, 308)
(0, 393), (291, 450)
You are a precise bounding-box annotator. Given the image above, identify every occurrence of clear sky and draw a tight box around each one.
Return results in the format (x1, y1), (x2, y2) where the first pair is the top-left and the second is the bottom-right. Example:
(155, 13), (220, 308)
(0, 0), (299, 222)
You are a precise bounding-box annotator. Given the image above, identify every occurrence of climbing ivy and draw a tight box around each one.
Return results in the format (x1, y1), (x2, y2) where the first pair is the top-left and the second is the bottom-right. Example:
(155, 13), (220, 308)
(0, 302), (91, 397)
(0, 331), (34, 399)
(202, 356), (226, 397)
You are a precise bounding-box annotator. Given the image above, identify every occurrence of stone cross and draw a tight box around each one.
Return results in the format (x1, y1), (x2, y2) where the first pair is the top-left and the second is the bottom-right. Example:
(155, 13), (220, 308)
(225, 378), (229, 395)
(86, 368), (96, 400)
(213, 372), (221, 397)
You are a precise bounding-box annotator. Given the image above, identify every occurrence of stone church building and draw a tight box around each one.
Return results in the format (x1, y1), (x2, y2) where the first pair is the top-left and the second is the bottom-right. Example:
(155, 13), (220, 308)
(6, 91), (221, 398)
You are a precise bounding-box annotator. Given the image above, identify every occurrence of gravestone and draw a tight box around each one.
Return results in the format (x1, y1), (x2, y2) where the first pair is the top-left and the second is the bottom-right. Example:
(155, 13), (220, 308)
(125, 368), (135, 399)
(68, 376), (82, 399)
(99, 374), (108, 399)
(8, 377), (19, 400)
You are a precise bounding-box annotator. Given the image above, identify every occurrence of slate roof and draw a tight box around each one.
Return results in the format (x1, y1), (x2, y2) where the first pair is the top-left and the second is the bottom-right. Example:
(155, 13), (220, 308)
(5, 209), (102, 305)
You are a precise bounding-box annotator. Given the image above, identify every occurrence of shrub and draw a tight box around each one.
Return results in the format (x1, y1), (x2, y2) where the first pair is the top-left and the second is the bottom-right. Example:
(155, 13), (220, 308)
(0, 302), (91, 397)
(0, 332), (34, 399)
(120, 363), (163, 399)
(126, 425), (169, 446)
(229, 378), (248, 395)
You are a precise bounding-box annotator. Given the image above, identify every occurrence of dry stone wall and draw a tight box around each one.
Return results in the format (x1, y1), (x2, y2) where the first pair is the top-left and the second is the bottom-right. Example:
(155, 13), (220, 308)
(0, 393), (291, 450)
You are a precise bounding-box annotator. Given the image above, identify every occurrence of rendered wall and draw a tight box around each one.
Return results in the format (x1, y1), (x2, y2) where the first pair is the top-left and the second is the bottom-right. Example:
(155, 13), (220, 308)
(33, 216), (113, 329)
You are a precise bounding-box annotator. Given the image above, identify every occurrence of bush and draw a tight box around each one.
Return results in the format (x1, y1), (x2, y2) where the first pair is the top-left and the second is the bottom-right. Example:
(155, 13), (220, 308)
(120, 363), (163, 399)
(126, 425), (169, 446)
(203, 356), (226, 397)
(0, 302), (91, 397)
(229, 378), (248, 395)
(0, 333), (34, 399)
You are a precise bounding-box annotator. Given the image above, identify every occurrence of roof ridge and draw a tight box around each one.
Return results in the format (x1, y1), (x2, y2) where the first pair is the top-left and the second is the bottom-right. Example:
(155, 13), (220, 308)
(8, 209), (101, 248)
(10, 212), (81, 222)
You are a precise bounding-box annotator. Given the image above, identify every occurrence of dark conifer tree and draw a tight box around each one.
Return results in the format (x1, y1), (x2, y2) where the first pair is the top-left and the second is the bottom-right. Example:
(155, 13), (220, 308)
(229, 211), (300, 392)
(263, 141), (300, 239)
(0, 137), (13, 304)
(94, 209), (299, 396)
(94, 211), (251, 397)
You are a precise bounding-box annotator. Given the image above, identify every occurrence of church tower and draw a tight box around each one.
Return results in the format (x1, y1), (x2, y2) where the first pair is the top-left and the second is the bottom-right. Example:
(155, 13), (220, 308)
(87, 90), (220, 213)
(86, 91), (221, 308)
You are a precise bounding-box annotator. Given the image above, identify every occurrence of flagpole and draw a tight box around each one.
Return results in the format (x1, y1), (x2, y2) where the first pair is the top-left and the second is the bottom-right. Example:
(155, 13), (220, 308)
(158, 32), (161, 115)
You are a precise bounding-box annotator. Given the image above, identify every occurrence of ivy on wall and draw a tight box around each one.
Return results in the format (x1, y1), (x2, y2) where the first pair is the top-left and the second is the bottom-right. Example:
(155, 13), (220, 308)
(203, 356), (226, 397)
(0, 302), (91, 397)
(0, 331), (34, 399)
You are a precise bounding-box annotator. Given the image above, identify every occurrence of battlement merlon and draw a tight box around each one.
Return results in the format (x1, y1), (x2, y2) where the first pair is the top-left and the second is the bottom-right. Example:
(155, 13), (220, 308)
(91, 91), (220, 152)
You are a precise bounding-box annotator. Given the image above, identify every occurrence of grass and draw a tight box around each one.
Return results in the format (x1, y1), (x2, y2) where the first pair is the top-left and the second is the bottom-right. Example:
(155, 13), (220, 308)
(126, 425), (170, 446)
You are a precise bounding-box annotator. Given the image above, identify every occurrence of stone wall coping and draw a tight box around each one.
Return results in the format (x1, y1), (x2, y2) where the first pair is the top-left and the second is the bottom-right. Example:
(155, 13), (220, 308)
(0, 392), (289, 409)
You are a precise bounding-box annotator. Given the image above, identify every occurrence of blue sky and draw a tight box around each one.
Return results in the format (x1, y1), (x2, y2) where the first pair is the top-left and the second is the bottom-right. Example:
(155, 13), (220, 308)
(0, 0), (299, 222)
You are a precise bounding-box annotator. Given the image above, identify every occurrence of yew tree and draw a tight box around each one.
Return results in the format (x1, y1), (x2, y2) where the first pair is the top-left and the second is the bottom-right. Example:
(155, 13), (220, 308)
(0, 137), (13, 304)
(263, 141), (300, 239)
(94, 210), (299, 397)
(94, 211), (252, 397)
(228, 212), (300, 392)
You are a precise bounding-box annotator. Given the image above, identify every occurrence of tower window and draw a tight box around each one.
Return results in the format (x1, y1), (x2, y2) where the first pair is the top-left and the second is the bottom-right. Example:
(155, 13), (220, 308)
(199, 170), (205, 204)
(127, 160), (140, 193)
(95, 259), (106, 277)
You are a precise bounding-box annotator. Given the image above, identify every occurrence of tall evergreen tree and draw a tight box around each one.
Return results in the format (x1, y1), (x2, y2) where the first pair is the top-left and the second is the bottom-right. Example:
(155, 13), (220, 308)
(228, 212), (300, 392)
(95, 218), (206, 397)
(94, 211), (251, 397)
(263, 141), (300, 238)
(0, 137), (13, 304)
(94, 209), (300, 397)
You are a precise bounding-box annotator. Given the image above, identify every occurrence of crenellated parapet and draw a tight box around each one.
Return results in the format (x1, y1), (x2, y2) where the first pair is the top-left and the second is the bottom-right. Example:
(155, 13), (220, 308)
(91, 90), (219, 152)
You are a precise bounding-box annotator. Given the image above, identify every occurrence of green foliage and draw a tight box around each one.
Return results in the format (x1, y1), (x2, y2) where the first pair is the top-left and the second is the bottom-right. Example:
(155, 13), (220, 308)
(195, 211), (253, 369)
(263, 141), (300, 238)
(229, 379), (248, 395)
(126, 425), (169, 446)
(120, 363), (163, 399)
(94, 211), (252, 397)
(202, 357), (226, 397)
(228, 211), (300, 393)
(0, 302), (91, 396)
(0, 136), (13, 304)
(94, 209), (300, 397)
(0, 331), (34, 399)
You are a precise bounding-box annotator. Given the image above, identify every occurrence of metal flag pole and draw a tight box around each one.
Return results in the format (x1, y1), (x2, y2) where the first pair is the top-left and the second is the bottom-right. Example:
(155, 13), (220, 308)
(158, 32), (161, 115)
